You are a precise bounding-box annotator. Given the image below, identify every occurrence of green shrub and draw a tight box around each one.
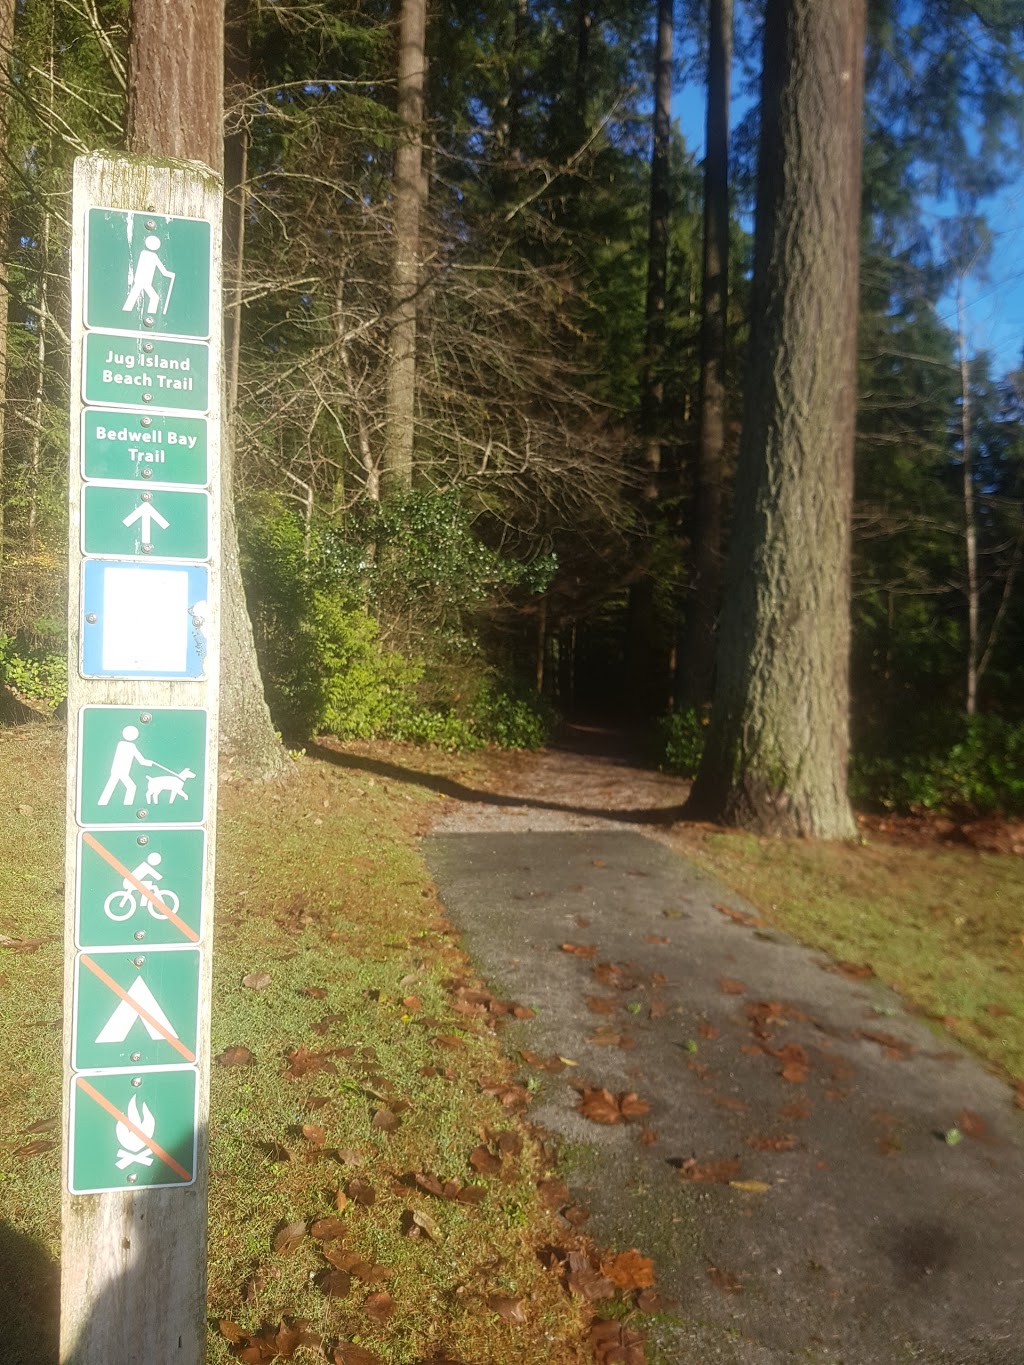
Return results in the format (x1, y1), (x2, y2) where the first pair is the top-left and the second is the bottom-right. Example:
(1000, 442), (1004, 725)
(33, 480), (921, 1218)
(0, 635), (67, 709)
(851, 714), (1024, 817)
(657, 707), (709, 778)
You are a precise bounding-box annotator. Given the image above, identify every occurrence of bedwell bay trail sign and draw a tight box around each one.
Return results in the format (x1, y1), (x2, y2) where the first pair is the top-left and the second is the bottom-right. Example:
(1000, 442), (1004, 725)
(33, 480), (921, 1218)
(61, 156), (222, 1365)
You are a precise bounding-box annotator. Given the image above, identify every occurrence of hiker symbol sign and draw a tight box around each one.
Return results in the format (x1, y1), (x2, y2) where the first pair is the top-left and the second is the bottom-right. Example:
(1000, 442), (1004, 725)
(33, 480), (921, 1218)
(77, 705), (208, 827)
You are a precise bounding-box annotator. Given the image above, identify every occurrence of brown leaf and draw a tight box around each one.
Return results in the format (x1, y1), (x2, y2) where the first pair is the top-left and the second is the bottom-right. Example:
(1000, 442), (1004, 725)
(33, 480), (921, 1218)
(242, 1274), (265, 1303)
(216, 1044), (255, 1067)
(637, 1127), (658, 1146)
(746, 1133), (798, 1151)
(242, 971), (272, 991)
(319, 1268), (352, 1298)
(827, 960), (874, 980)
(719, 977), (746, 995)
(273, 1220), (307, 1255)
(0, 935), (44, 953)
(1013, 1082), (1024, 1110)
(642, 934), (669, 944)
(585, 995), (618, 1014)
(372, 1107), (401, 1133)
(780, 1099), (811, 1120)
(346, 1178), (376, 1206)
(20, 1117), (57, 1135)
(587, 1318), (647, 1364)
(698, 1022), (719, 1040)
(601, 1249), (656, 1290)
(855, 1028), (914, 1060)
(561, 942), (598, 957)
(402, 995), (422, 1012)
(301, 985), (328, 998)
(495, 1129), (522, 1156)
(589, 1027), (636, 1049)
(310, 1216), (347, 1242)
(334, 1346), (383, 1365)
(714, 902), (763, 928)
(14, 1138), (56, 1158)
(568, 1266), (617, 1301)
(218, 1320), (247, 1343)
(619, 1092), (651, 1119)
(649, 998), (669, 1019)
(403, 1207), (442, 1240)
(957, 1109), (990, 1141)
(537, 1177), (569, 1210)
(432, 1034), (466, 1050)
(672, 1156), (741, 1184)
(488, 1293), (527, 1324)
(578, 1087), (622, 1124)
(469, 1144), (502, 1175)
(302, 1124), (326, 1146)
(363, 1291), (395, 1324)
(708, 1265), (742, 1293)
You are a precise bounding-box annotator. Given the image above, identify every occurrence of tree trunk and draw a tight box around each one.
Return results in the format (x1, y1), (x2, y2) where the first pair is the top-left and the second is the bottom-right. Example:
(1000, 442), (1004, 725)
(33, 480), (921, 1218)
(382, 0), (427, 495)
(0, 0), (14, 595)
(625, 0), (673, 717)
(956, 281), (978, 717)
(686, 0), (864, 839)
(680, 0), (732, 709)
(127, 0), (288, 778)
(223, 0), (250, 422)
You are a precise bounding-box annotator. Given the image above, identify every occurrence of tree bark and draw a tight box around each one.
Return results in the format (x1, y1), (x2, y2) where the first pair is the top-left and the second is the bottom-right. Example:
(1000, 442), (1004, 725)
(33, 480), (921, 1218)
(686, 0), (864, 838)
(127, 0), (288, 778)
(0, 0), (14, 595)
(625, 0), (673, 716)
(382, 0), (427, 494)
(680, 0), (732, 709)
(956, 281), (978, 717)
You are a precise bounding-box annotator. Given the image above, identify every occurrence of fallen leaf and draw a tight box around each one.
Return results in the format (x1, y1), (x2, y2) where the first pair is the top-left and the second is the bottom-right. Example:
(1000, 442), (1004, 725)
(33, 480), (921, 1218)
(403, 1207), (442, 1240)
(587, 1318), (647, 1364)
(242, 971), (272, 991)
(301, 986), (328, 998)
(746, 1133), (798, 1151)
(1013, 1082), (1024, 1110)
(592, 859), (607, 868)
(14, 1138), (56, 1158)
(707, 1265), (742, 1293)
(672, 1156), (741, 1184)
(319, 1268), (352, 1298)
(642, 933), (670, 945)
(273, 1220), (307, 1255)
(714, 903), (763, 928)
(729, 1179), (772, 1193)
(363, 1291), (395, 1324)
(216, 1044), (255, 1067)
(698, 1022), (719, 1040)
(310, 1216), (347, 1242)
(637, 1127), (658, 1146)
(302, 1124), (326, 1146)
(469, 1144), (502, 1175)
(719, 978), (746, 995)
(780, 1099), (811, 1120)
(561, 943), (598, 957)
(346, 1178), (376, 1206)
(372, 1107), (401, 1133)
(585, 995), (618, 1015)
(957, 1109), (990, 1141)
(334, 1343), (383, 1364)
(537, 1177), (569, 1209)
(487, 1293), (527, 1324)
(855, 1028), (914, 1060)
(20, 1117), (57, 1134)
(218, 1320), (247, 1343)
(826, 960), (874, 980)
(0, 935), (44, 953)
(619, 1092), (651, 1119)
(601, 1249), (655, 1289)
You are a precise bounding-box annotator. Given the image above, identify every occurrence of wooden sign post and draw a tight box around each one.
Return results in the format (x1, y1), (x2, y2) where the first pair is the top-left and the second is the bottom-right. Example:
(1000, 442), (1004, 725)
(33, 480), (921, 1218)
(61, 154), (222, 1364)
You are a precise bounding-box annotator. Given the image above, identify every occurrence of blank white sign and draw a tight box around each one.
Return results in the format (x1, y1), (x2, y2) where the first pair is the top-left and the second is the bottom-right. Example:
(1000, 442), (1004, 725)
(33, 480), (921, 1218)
(101, 566), (189, 672)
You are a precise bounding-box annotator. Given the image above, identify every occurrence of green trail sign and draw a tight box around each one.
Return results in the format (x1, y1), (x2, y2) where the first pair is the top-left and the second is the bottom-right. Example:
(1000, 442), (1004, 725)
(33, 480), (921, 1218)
(72, 946), (201, 1071)
(77, 705), (209, 827)
(85, 209), (211, 339)
(83, 332), (210, 413)
(69, 1067), (197, 1194)
(82, 484), (210, 561)
(76, 828), (206, 949)
(82, 410), (208, 486)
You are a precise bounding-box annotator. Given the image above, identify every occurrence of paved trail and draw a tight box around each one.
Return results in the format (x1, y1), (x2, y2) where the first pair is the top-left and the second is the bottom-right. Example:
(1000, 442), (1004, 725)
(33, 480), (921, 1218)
(424, 728), (1024, 1365)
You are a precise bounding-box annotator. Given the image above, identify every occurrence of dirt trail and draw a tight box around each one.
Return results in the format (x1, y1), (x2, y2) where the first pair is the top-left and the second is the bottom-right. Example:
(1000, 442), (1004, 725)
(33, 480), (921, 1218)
(425, 728), (1024, 1365)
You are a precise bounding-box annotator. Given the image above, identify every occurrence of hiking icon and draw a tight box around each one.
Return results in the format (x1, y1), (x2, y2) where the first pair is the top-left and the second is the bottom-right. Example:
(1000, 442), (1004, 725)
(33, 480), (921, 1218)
(122, 234), (175, 316)
(96, 724), (196, 807)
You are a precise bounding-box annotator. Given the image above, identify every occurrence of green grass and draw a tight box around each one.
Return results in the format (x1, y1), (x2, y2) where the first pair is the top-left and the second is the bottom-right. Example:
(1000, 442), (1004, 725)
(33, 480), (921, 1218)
(0, 724), (593, 1365)
(674, 826), (1024, 1082)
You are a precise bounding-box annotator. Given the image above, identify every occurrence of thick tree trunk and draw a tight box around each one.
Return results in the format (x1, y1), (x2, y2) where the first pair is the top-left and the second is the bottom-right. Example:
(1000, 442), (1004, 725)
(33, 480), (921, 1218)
(382, 0), (427, 494)
(0, 0), (14, 594)
(680, 0), (732, 709)
(625, 0), (673, 717)
(127, 0), (288, 778)
(686, 0), (864, 838)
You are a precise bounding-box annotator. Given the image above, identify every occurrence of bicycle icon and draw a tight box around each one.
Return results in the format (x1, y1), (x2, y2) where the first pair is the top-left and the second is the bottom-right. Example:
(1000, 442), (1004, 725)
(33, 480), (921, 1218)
(102, 852), (180, 922)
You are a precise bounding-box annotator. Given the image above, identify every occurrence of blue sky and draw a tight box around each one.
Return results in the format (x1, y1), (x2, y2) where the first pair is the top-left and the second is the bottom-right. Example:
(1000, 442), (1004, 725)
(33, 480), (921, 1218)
(671, 82), (1024, 377)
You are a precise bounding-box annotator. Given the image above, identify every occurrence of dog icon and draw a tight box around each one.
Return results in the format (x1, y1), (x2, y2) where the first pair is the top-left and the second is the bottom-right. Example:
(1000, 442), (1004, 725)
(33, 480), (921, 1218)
(145, 767), (196, 804)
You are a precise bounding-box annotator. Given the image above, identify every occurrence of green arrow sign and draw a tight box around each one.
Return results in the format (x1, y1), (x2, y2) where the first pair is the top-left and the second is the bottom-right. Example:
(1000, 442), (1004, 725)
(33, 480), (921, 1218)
(82, 484), (209, 561)
(76, 828), (206, 949)
(85, 209), (211, 339)
(69, 1067), (197, 1193)
(82, 410), (208, 486)
(77, 705), (208, 828)
(83, 333), (210, 413)
(72, 946), (201, 1071)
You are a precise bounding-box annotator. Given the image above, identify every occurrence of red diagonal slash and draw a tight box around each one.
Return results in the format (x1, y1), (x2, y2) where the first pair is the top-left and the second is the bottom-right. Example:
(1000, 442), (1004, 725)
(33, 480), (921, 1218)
(80, 954), (196, 1063)
(82, 832), (200, 944)
(75, 1076), (192, 1181)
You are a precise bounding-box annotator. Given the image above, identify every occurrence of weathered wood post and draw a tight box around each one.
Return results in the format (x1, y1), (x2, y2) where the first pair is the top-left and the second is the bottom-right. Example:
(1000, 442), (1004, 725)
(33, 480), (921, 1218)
(61, 154), (222, 1364)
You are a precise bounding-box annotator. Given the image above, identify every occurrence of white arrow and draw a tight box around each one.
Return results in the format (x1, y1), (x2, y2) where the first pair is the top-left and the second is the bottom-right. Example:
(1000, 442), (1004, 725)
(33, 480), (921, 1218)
(95, 976), (179, 1044)
(122, 500), (169, 542)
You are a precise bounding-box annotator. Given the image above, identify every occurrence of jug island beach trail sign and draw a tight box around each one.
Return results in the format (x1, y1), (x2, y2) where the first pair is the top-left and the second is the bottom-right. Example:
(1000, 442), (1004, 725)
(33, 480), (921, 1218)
(61, 154), (222, 1365)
